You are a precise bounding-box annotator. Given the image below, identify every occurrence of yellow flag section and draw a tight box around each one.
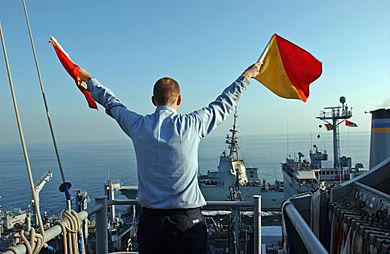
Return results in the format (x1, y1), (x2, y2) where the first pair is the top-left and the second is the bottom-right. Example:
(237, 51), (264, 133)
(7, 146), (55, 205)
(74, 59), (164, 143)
(255, 34), (322, 102)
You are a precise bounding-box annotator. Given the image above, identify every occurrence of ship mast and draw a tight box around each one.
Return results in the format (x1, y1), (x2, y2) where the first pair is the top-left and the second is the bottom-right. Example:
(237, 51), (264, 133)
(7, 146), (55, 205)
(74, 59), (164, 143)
(226, 107), (239, 160)
(316, 96), (352, 168)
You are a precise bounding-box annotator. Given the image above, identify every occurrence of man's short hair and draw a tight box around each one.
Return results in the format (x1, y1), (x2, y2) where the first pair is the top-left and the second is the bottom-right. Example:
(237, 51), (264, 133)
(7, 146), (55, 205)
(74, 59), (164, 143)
(153, 77), (180, 106)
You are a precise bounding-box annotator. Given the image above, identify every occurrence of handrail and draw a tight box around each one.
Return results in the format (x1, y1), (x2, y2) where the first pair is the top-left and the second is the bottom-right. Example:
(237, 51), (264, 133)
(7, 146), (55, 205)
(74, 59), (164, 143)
(105, 196), (261, 254)
(283, 201), (328, 254)
(108, 199), (254, 207)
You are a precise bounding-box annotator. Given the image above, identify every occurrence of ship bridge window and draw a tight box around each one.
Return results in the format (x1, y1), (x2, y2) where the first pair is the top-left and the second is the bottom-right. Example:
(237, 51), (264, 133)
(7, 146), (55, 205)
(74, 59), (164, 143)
(331, 170), (334, 175)
(326, 171), (330, 175)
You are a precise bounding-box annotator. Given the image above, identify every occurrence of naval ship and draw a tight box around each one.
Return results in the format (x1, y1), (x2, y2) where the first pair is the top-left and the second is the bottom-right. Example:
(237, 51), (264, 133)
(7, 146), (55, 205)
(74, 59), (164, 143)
(197, 108), (284, 210)
(282, 97), (367, 198)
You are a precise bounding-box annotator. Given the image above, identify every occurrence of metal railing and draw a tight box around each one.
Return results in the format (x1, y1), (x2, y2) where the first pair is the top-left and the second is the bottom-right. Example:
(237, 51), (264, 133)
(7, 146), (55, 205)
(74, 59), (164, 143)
(283, 201), (328, 254)
(4, 195), (262, 254)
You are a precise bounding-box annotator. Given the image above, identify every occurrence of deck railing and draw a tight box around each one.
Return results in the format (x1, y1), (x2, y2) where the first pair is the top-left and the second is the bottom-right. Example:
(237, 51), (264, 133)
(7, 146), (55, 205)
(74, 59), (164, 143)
(283, 199), (328, 254)
(4, 195), (262, 254)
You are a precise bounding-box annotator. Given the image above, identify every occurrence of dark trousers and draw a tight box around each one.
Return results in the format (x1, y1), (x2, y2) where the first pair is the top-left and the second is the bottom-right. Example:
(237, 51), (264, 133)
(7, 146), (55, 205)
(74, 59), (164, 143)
(137, 207), (207, 254)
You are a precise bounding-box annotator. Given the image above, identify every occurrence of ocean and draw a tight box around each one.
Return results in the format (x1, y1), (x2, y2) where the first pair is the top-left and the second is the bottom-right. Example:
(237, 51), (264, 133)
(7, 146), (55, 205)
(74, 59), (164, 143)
(0, 132), (370, 215)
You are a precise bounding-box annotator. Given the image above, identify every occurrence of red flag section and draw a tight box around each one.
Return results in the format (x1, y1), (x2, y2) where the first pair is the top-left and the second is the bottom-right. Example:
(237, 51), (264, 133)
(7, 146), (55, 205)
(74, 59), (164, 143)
(49, 37), (97, 109)
(255, 34), (322, 102)
(345, 120), (358, 127)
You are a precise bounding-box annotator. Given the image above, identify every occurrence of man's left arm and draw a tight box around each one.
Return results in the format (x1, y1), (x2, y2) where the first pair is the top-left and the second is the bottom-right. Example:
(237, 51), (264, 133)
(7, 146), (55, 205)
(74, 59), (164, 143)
(189, 63), (261, 138)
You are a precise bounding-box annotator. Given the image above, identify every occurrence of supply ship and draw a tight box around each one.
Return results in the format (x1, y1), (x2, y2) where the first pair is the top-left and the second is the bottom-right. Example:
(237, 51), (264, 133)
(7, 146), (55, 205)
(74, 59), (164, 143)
(281, 108), (390, 254)
(282, 96), (367, 198)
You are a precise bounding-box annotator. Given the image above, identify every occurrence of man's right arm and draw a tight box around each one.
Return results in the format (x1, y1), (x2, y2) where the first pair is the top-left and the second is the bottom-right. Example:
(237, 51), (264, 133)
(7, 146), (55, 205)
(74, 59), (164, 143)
(80, 68), (141, 137)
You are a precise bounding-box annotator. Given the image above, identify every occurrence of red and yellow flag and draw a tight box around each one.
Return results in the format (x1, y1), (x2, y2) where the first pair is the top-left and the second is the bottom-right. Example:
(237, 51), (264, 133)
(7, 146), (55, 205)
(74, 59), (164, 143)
(49, 37), (97, 109)
(255, 34), (322, 102)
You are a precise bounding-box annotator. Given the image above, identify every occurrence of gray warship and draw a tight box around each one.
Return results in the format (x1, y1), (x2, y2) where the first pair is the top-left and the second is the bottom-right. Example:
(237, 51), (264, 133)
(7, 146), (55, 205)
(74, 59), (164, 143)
(282, 97), (367, 198)
(197, 108), (284, 210)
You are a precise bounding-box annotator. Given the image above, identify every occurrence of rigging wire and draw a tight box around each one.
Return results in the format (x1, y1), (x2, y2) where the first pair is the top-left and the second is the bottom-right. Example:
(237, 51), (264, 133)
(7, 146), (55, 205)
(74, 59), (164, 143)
(0, 21), (45, 237)
(21, 0), (72, 210)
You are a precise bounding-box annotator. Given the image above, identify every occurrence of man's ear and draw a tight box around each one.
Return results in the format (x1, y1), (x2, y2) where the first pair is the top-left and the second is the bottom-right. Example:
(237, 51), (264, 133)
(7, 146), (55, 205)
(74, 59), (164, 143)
(177, 95), (182, 106)
(152, 96), (158, 106)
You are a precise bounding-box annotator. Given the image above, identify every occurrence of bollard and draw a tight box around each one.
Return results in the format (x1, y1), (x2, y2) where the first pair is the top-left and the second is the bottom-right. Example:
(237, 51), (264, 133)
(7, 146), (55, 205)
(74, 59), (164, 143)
(253, 195), (261, 254)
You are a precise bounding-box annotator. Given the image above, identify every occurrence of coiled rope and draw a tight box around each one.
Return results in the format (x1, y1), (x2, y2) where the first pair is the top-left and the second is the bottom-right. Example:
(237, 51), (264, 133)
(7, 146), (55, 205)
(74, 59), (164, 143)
(7, 228), (45, 254)
(56, 209), (86, 254)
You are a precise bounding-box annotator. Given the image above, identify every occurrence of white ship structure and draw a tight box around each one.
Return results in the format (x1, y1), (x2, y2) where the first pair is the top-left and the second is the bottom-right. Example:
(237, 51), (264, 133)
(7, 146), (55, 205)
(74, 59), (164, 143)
(282, 97), (366, 198)
(281, 108), (390, 254)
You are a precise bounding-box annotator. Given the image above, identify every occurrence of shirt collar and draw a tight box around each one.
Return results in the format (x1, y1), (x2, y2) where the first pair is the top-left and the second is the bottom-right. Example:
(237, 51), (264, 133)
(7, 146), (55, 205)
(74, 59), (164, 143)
(155, 105), (177, 113)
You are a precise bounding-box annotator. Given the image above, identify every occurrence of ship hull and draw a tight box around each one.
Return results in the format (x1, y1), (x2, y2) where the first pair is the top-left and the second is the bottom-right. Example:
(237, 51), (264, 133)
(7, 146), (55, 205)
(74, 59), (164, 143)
(200, 185), (284, 210)
(120, 185), (284, 210)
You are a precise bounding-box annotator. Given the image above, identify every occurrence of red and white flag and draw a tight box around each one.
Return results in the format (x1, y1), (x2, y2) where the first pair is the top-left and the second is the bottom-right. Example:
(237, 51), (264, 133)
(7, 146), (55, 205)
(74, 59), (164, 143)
(345, 120), (358, 127)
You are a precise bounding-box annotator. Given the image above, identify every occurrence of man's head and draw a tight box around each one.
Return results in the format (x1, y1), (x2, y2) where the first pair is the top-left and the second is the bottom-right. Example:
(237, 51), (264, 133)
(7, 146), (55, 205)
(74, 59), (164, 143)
(152, 77), (181, 110)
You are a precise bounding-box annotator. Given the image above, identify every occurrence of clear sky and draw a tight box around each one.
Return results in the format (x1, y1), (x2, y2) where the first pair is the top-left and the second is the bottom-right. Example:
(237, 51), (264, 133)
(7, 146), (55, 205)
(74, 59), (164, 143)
(0, 1), (389, 145)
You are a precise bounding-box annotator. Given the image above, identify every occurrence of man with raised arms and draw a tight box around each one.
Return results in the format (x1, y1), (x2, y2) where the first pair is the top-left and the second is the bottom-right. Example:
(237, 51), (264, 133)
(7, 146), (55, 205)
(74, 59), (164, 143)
(78, 62), (261, 254)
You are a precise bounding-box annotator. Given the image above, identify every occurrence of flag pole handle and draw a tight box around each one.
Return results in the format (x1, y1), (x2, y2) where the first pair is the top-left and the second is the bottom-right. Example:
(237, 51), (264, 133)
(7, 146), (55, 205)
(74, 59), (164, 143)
(256, 34), (274, 64)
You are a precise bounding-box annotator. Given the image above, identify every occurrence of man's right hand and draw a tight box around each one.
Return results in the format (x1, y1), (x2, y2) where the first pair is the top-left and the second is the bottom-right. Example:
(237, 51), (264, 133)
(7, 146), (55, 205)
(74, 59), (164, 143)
(79, 67), (92, 82)
(242, 62), (262, 80)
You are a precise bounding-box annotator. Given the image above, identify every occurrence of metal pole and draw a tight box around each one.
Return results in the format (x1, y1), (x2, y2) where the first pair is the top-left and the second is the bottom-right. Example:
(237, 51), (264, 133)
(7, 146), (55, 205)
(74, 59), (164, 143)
(332, 118), (339, 168)
(95, 196), (108, 254)
(253, 195), (261, 254)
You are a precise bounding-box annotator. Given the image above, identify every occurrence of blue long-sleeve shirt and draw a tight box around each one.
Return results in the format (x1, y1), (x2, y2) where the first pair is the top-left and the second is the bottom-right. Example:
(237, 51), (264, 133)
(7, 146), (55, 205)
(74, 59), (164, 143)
(87, 76), (249, 209)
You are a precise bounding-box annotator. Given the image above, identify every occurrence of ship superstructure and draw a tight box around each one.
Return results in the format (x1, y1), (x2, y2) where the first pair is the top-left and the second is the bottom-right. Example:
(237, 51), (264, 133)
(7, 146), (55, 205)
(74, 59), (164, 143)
(282, 97), (366, 197)
(198, 108), (284, 210)
(281, 108), (390, 254)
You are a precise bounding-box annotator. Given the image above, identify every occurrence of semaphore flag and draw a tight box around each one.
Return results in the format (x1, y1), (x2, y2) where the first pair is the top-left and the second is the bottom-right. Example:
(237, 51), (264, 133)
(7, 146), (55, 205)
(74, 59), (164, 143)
(255, 34), (322, 102)
(324, 123), (333, 131)
(49, 37), (97, 109)
(345, 120), (358, 127)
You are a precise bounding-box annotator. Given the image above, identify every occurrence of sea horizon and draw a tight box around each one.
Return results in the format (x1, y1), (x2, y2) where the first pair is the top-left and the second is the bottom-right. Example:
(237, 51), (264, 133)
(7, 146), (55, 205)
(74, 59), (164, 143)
(0, 131), (370, 215)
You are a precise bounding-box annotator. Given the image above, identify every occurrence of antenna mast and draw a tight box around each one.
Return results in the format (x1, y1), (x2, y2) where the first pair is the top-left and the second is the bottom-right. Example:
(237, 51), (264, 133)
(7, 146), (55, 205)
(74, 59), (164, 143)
(226, 107), (239, 160)
(316, 96), (352, 167)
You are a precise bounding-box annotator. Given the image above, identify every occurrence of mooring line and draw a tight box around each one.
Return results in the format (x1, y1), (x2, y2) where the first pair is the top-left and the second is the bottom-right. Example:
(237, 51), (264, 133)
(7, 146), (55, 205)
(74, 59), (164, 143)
(21, 0), (72, 211)
(21, 0), (66, 183)
(0, 22), (45, 236)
